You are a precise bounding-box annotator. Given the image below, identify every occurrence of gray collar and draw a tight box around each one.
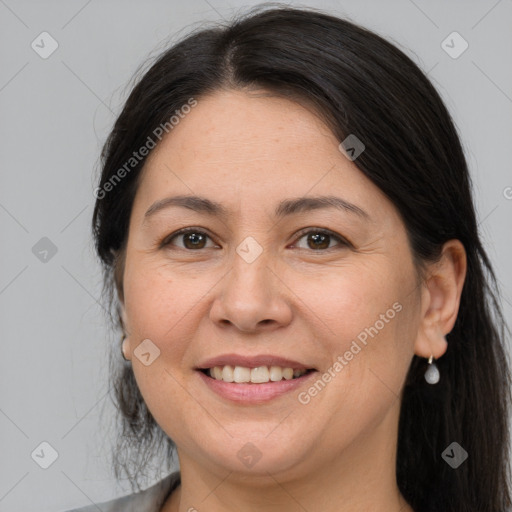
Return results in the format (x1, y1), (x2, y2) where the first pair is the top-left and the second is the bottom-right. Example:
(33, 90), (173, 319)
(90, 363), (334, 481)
(65, 471), (181, 512)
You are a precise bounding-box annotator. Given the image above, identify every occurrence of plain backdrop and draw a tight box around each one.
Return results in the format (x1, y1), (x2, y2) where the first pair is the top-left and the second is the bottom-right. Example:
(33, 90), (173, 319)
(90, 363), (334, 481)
(0, 0), (511, 510)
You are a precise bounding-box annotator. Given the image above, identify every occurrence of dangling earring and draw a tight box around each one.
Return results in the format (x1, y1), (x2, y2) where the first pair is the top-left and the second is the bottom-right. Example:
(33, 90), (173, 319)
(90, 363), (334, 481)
(424, 355), (440, 384)
(121, 337), (130, 361)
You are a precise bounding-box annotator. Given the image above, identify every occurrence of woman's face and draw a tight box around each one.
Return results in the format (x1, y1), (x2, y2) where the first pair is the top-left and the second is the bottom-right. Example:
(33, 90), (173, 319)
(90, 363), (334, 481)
(121, 89), (426, 479)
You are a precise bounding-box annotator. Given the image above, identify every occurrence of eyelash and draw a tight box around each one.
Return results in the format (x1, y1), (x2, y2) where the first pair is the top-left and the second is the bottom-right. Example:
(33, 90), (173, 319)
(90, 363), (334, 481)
(160, 227), (351, 252)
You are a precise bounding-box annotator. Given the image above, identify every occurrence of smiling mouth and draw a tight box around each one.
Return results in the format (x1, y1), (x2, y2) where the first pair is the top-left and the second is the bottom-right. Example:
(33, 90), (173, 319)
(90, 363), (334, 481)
(199, 365), (316, 384)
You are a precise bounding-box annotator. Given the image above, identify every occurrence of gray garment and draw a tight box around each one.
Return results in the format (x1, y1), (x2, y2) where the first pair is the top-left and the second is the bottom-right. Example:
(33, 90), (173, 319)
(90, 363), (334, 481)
(63, 472), (180, 512)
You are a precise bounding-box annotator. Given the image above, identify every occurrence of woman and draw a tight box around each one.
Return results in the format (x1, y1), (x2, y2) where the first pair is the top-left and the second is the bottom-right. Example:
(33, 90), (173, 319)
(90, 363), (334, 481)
(71, 5), (512, 512)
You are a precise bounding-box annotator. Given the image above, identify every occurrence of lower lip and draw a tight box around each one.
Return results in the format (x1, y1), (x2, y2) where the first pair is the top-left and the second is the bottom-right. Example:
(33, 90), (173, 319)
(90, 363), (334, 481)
(197, 370), (317, 403)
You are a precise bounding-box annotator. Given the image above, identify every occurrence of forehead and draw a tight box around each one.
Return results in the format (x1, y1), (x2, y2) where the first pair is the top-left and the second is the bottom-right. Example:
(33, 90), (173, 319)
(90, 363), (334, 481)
(146, 89), (337, 170)
(134, 89), (396, 226)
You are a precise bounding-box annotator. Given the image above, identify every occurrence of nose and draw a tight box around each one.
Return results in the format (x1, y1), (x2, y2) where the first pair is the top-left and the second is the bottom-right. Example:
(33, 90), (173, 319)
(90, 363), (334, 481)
(209, 248), (293, 333)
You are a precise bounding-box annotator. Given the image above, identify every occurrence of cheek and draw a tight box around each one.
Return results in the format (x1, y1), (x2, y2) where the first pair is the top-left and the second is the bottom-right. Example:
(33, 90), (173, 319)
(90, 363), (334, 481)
(124, 260), (188, 338)
(122, 258), (219, 377)
(291, 259), (403, 344)
(300, 259), (416, 394)
(122, 262), (198, 434)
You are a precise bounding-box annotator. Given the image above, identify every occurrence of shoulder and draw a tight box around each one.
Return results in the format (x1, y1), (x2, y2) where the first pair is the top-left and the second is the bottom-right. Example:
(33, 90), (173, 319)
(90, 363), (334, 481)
(62, 472), (180, 512)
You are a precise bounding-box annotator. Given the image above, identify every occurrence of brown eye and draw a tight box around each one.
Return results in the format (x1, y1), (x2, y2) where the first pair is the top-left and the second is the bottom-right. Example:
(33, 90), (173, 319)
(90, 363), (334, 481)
(163, 229), (216, 250)
(293, 229), (349, 251)
(307, 232), (329, 250)
(182, 232), (207, 249)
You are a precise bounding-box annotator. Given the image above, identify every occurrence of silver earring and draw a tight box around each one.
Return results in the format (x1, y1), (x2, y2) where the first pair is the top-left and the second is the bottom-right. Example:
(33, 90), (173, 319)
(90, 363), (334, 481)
(424, 355), (440, 384)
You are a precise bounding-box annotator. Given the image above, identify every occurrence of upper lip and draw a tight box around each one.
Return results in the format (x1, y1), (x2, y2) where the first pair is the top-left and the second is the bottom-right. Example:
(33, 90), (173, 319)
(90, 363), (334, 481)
(196, 354), (316, 370)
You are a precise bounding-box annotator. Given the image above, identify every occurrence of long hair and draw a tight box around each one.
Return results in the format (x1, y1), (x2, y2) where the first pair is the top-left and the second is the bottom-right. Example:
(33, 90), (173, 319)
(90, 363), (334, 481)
(92, 5), (512, 510)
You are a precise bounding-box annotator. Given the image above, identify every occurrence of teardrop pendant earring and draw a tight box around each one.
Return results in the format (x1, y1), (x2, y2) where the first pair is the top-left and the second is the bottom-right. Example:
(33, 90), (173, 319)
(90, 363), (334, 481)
(424, 355), (440, 384)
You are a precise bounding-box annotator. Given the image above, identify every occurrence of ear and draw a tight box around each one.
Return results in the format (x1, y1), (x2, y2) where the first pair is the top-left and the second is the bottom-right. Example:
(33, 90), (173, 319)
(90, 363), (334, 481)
(121, 336), (131, 361)
(119, 299), (130, 335)
(414, 239), (467, 359)
(120, 300), (127, 327)
(119, 300), (132, 359)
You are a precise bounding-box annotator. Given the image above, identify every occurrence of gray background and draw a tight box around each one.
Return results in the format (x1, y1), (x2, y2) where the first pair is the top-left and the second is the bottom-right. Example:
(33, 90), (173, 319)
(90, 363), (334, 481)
(1, 0), (511, 510)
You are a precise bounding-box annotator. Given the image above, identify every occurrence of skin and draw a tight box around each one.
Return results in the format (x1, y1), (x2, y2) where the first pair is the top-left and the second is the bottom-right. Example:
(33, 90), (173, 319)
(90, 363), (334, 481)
(119, 88), (467, 512)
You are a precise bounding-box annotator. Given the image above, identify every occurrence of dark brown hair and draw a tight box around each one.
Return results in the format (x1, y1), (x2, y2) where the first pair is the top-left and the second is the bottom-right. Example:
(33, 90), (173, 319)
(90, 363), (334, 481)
(92, 5), (512, 510)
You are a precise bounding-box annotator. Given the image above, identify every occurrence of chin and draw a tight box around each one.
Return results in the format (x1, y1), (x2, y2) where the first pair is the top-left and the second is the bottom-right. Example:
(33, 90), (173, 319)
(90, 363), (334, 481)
(191, 428), (319, 480)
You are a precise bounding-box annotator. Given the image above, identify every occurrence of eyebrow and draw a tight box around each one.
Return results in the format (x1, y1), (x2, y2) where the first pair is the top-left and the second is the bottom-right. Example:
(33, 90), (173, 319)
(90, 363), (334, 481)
(143, 194), (370, 222)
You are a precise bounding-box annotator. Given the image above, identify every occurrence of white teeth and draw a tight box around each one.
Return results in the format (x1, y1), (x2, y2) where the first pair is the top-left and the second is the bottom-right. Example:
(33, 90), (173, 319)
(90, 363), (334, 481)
(251, 366), (270, 383)
(207, 365), (308, 383)
(269, 366), (283, 381)
(282, 368), (294, 380)
(233, 366), (251, 383)
(221, 365), (234, 382)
